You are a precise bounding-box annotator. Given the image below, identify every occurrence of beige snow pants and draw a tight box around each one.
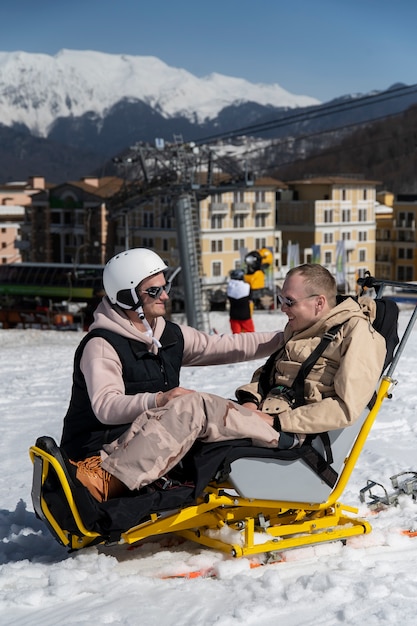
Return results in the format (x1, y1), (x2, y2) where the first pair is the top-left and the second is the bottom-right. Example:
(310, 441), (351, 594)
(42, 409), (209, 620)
(101, 391), (279, 491)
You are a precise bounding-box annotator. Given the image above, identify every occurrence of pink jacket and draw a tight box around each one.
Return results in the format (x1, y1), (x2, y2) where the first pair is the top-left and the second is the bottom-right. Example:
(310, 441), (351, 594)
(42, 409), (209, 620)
(81, 297), (282, 427)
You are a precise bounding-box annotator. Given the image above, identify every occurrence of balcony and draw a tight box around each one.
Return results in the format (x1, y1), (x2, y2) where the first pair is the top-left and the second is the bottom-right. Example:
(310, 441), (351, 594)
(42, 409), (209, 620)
(210, 202), (229, 214)
(398, 231), (415, 242)
(232, 202), (251, 213)
(395, 219), (415, 229)
(253, 201), (272, 213)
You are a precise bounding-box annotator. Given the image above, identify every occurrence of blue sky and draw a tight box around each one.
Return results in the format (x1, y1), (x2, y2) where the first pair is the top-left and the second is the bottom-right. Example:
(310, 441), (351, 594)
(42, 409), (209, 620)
(2, 0), (416, 102)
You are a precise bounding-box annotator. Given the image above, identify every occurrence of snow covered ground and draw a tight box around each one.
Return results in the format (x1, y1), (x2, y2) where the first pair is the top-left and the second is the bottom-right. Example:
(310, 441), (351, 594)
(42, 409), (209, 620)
(2, 307), (417, 625)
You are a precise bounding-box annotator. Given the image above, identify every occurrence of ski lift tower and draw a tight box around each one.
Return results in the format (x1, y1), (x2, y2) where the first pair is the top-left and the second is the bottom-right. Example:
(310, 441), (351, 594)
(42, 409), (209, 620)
(109, 136), (210, 331)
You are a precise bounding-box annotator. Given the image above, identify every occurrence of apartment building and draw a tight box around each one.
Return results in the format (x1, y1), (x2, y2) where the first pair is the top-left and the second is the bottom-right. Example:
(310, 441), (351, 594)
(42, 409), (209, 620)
(391, 194), (417, 282)
(111, 177), (286, 296)
(21, 176), (124, 264)
(197, 177), (284, 289)
(374, 190), (417, 282)
(0, 177), (47, 264)
(375, 191), (394, 280)
(276, 176), (380, 291)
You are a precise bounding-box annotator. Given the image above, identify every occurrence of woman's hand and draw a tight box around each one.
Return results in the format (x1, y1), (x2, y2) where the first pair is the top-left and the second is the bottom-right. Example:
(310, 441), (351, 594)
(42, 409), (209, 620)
(156, 386), (194, 407)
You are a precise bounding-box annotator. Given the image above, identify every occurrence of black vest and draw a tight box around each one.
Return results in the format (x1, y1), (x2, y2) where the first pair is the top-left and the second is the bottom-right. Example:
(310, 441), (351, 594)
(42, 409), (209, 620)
(60, 322), (184, 460)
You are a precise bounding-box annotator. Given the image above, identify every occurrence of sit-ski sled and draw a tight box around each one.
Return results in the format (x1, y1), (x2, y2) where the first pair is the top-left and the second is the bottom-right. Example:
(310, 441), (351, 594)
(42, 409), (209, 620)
(29, 275), (417, 559)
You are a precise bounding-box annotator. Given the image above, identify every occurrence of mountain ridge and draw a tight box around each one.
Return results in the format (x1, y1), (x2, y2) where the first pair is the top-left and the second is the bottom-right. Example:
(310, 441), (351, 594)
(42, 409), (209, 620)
(0, 49), (320, 137)
(0, 49), (416, 186)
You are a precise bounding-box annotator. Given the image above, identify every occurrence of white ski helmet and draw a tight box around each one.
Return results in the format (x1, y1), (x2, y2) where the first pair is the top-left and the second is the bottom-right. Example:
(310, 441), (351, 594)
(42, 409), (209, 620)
(103, 248), (168, 309)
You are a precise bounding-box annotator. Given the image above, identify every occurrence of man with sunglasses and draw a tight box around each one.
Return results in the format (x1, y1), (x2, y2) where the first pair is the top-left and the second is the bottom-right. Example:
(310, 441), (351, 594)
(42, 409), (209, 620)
(235, 263), (386, 445)
(61, 248), (283, 501)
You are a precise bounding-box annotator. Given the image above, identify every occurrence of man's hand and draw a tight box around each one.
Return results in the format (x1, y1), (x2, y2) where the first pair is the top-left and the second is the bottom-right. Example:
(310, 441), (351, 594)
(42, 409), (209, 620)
(241, 401), (275, 427)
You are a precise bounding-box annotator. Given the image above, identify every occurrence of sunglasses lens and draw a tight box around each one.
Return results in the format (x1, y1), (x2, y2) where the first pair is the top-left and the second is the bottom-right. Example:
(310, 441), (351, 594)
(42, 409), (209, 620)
(145, 283), (171, 298)
(278, 294), (292, 307)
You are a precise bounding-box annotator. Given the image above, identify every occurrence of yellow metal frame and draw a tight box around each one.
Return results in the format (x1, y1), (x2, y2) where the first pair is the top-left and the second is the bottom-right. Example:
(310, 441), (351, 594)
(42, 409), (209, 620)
(29, 376), (395, 558)
(29, 446), (103, 550)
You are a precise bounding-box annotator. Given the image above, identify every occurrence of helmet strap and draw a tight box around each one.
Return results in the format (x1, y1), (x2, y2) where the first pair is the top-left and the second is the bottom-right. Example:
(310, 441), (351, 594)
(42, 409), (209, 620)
(137, 307), (162, 348)
(117, 286), (162, 348)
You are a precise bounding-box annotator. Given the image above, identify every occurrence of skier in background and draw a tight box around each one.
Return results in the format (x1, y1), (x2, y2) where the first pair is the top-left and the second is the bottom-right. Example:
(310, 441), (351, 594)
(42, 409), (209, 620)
(227, 269), (255, 333)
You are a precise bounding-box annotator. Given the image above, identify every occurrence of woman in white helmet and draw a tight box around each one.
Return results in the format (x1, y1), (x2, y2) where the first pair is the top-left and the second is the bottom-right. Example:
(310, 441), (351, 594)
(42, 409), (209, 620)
(60, 248), (282, 501)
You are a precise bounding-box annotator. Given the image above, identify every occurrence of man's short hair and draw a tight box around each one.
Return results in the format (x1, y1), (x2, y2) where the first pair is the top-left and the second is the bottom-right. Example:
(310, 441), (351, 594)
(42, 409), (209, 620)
(286, 264), (337, 307)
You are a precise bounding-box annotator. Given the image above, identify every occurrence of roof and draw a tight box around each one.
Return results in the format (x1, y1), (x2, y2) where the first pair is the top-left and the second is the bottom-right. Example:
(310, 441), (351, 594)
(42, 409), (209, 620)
(53, 176), (125, 198)
(253, 176), (287, 188)
(287, 176), (381, 186)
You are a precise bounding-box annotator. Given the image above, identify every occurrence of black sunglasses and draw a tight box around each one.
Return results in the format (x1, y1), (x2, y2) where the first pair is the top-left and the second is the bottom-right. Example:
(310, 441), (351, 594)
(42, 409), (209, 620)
(140, 282), (172, 299)
(277, 293), (319, 308)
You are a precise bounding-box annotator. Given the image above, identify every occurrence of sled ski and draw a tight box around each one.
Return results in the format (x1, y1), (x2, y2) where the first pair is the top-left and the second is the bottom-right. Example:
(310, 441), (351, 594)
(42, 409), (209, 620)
(29, 275), (417, 559)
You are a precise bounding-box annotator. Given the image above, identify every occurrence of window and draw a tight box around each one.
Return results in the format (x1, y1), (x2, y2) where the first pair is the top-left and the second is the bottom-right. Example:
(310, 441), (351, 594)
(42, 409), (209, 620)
(255, 190), (266, 202)
(255, 214), (266, 228)
(399, 248), (413, 259)
(342, 232), (351, 241)
(162, 238), (169, 252)
(358, 231), (367, 242)
(143, 212), (154, 228)
(142, 237), (154, 248)
(398, 211), (414, 228)
(324, 210), (333, 223)
(324, 251), (332, 264)
(342, 189), (346, 201)
(342, 209), (351, 222)
(358, 209), (367, 222)
(233, 215), (245, 228)
(359, 249), (366, 262)
(211, 240), (223, 252)
(363, 189), (367, 200)
(398, 266), (413, 281)
(233, 239), (245, 251)
(324, 233), (333, 243)
(234, 191), (245, 203)
(212, 261), (222, 277)
(255, 238), (266, 249)
(161, 214), (172, 228)
(211, 215), (224, 229)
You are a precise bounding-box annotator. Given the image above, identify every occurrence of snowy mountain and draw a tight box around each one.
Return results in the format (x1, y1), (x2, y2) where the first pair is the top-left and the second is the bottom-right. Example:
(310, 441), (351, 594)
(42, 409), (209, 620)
(0, 49), (320, 138)
(0, 50), (416, 185)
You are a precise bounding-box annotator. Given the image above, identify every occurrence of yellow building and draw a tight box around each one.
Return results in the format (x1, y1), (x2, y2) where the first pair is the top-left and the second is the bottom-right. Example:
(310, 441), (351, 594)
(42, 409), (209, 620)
(391, 195), (417, 282)
(375, 191), (417, 283)
(0, 177), (47, 264)
(197, 177), (283, 288)
(113, 177), (286, 298)
(375, 191), (394, 280)
(276, 176), (380, 291)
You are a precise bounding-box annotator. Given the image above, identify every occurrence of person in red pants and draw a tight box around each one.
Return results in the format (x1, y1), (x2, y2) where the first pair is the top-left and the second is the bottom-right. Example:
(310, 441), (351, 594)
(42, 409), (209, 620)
(227, 269), (255, 333)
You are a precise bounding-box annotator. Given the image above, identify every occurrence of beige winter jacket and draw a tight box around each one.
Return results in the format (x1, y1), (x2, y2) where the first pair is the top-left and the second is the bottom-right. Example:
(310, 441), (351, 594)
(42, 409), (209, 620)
(236, 296), (387, 434)
(81, 297), (282, 427)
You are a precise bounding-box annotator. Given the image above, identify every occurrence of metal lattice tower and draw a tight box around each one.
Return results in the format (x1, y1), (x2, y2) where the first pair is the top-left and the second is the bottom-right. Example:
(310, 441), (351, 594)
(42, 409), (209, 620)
(109, 136), (251, 331)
